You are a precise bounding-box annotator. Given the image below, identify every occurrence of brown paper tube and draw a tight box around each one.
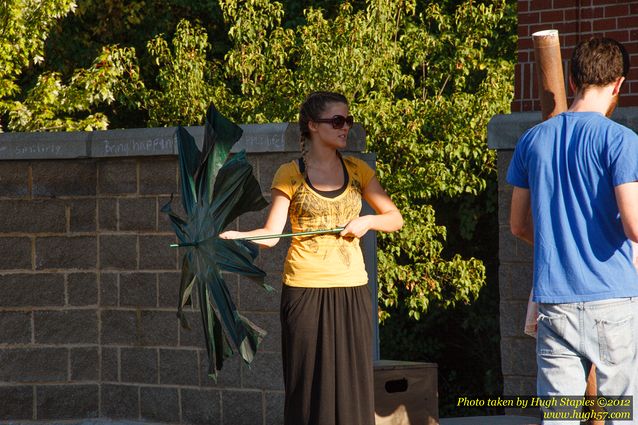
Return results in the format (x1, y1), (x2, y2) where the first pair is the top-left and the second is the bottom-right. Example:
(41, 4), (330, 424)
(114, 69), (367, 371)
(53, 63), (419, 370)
(532, 30), (568, 120)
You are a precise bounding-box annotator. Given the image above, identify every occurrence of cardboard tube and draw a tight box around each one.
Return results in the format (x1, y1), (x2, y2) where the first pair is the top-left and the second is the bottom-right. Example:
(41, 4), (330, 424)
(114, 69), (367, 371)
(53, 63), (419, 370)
(532, 30), (568, 120)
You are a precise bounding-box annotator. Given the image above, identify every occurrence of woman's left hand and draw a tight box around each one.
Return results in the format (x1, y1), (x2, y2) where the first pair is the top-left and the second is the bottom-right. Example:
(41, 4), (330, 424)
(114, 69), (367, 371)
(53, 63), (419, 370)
(339, 216), (373, 239)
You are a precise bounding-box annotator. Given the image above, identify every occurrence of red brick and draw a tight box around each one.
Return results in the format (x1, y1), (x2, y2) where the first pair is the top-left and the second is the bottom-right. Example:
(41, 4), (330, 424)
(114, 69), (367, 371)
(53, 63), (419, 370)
(518, 0), (529, 13)
(519, 63), (526, 99)
(518, 25), (530, 38)
(511, 101), (522, 112)
(524, 63), (533, 99)
(530, 0), (552, 10)
(563, 34), (580, 48)
(515, 68), (522, 99)
(540, 10), (563, 23)
(604, 4), (630, 18)
(625, 41), (638, 55)
(554, 21), (579, 34)
(522, 100), (535, 111)
(593, 18), (618, 32)
(552, 0), (576, 9)
(619, 94), (638, 107)
(532, 100), (542, 111)
(531, 63), (539, 98)
(618, 17), (638, 30)
(579, 21), (593, 33)
(630, 82), (638, 93)
(581, 7), (604, 19)
(519, 12), (540, 24)
(604, 30), (629, 42)
(592, 0), (629, 4)
(514, 87), (522, 104)
(519, 37), (534, 50)
(631, 3), (638, 15)
(563, 8), (578, 21)
(630, 29), (638, 41)
(518, 51), (529, 62)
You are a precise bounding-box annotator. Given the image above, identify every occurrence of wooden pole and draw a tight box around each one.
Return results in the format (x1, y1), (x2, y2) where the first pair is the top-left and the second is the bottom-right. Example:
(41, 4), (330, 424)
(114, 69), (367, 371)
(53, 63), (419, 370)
(531, 29), (602, 425)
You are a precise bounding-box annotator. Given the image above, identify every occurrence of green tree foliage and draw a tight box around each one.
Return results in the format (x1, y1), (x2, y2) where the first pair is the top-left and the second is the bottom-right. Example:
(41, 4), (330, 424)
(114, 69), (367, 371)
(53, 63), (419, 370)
(143, 20), (224, 127)
(1, 0), (515, 411)
(175, 0), (514, 322)
(1, 0), (514, 319)
(0, 0), (75, 100)
(0, 0), (145, 131)
(5, 46), (142, 131)
(0, 0), (76, 128)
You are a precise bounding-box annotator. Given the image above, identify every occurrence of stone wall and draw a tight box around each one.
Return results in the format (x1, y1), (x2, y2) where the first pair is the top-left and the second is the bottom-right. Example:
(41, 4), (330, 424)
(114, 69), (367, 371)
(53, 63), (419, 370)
(0, 123), (376, 424)
(488, 107), (638, 400)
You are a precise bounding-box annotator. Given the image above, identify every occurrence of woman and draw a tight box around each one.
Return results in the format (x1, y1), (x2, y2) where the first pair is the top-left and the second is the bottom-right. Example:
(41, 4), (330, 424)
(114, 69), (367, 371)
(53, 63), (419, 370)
(220, 91), (403, 425)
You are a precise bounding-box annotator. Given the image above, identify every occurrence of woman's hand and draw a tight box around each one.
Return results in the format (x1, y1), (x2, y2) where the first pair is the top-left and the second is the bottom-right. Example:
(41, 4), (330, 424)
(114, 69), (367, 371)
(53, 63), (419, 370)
(219, 231), (242, 240)
(340, 216), (373, 239)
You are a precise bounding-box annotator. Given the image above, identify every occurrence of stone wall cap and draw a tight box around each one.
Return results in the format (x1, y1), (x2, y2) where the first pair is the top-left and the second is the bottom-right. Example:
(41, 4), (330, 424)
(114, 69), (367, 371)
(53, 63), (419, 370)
(488, 106), (638, 150)
(0, 123), (367, 160)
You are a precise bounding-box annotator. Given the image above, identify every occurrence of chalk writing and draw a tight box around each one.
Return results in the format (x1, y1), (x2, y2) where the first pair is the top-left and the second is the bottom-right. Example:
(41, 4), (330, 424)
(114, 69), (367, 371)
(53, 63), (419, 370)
(13, 143), (63, 155)
(102, 138), (174, 155)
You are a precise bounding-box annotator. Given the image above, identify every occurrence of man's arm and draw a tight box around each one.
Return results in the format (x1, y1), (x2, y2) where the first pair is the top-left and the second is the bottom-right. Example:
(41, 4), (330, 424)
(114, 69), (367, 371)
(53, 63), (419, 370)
(615, 182), (638, 243)
(510, 186), (534, 245)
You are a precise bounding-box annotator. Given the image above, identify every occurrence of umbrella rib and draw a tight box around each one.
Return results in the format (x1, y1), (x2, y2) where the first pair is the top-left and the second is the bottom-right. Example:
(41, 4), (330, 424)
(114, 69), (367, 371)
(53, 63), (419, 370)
(238, 227), (345, 241)
(168, 227), (345, 248)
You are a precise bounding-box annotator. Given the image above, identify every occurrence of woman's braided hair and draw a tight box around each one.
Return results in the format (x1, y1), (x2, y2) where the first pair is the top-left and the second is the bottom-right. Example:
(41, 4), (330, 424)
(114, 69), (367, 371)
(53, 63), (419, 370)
(298, 91), (348, 178)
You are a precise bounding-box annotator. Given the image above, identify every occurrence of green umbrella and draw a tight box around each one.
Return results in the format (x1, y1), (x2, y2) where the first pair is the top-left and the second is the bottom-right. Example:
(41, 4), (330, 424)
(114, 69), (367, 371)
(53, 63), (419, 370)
(161, 103), (271, 380)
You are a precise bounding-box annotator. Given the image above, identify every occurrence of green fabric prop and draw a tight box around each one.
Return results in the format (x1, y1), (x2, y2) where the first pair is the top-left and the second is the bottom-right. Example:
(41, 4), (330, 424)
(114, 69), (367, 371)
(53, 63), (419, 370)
(162, 103), (270, 380)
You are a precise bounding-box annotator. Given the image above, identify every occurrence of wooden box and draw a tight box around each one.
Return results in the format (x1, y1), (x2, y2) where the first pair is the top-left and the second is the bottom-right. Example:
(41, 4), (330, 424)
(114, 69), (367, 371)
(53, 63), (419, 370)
(374, 360), (439, 425)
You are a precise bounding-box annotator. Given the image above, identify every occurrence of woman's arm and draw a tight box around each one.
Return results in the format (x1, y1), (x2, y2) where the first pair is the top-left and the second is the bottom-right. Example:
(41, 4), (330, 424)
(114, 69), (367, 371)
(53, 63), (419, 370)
(340, 176), (403, 238)
(219, 189), (290, 247)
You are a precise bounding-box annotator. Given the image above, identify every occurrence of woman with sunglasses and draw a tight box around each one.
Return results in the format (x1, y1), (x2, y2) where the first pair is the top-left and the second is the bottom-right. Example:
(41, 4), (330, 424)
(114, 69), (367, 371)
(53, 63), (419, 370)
(220, 91), (403, 425)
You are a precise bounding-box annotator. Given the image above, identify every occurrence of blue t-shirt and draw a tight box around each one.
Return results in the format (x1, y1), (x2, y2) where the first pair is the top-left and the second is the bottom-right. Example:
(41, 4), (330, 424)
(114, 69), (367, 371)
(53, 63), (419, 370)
(507, 111), (638, 303)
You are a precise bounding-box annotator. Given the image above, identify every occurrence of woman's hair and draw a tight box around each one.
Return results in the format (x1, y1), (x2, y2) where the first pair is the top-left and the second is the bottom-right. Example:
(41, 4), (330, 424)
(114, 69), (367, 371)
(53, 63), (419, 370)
(570, 37), (630, 91)
(298, 91), (348, 177)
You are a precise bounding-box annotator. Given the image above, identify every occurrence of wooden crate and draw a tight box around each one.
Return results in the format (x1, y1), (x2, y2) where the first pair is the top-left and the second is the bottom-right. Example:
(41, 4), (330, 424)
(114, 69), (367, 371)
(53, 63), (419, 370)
(374, 360), (439, 425)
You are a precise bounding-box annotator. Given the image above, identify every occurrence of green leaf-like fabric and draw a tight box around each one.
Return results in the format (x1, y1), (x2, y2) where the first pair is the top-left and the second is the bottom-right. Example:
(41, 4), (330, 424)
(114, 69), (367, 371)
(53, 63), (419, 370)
(162, 103), (269, 380)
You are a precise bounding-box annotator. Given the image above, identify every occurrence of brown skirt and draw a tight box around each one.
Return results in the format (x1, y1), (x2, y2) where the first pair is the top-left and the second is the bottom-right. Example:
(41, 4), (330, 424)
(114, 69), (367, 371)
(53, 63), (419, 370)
(280, 284), (374, 425)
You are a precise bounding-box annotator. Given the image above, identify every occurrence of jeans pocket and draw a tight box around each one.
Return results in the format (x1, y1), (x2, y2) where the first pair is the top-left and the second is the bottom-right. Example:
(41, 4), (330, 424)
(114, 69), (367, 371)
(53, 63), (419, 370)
(597, 317), (634, 366)
(537, 312), (568, 355)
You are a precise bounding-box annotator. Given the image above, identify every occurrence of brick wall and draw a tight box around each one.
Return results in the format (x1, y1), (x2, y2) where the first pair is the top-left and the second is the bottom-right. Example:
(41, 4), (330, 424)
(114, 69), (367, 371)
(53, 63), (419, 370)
(0, 126), (375, 424)
(514, 0), (638, 112)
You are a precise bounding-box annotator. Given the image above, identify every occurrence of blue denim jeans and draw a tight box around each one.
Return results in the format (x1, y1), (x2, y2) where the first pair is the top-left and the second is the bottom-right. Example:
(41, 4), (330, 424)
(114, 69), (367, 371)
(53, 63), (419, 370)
(537, 297), (638, 424)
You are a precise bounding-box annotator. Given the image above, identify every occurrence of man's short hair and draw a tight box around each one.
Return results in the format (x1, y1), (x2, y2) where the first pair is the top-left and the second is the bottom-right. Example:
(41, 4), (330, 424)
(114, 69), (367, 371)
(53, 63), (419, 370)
(570, 37), (630, 90)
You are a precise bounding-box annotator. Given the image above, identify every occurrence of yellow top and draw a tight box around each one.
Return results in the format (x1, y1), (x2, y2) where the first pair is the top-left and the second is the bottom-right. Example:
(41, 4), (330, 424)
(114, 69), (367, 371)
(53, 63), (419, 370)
(271, 156), (375, 288)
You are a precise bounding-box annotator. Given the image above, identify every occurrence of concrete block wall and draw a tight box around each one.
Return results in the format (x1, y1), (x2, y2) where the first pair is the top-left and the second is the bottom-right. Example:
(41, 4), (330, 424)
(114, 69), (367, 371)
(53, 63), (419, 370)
(514, 0), (638, 112)
(0, 124), (375, 424)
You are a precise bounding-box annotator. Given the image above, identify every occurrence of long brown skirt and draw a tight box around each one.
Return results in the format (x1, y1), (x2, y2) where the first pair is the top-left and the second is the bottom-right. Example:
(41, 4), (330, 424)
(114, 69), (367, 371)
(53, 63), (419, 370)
(280, 284), (375, 425)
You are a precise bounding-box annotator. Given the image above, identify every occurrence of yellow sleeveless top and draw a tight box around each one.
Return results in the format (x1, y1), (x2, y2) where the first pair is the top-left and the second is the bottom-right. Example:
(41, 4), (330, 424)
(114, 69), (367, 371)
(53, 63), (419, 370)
(271, 156), (375, 288)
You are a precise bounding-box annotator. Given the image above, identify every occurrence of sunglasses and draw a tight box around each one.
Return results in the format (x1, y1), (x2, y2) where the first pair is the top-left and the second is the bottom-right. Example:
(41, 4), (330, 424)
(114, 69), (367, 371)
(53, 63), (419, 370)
(313, 115), (354, 129)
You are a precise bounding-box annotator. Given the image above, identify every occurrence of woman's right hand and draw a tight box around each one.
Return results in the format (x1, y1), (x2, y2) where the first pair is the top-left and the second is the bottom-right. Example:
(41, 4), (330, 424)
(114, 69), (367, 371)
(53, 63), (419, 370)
(218, 231), (242, 240)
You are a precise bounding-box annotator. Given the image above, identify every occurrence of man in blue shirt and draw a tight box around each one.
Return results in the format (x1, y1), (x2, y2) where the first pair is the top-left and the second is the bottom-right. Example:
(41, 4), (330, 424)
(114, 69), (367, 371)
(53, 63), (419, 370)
(508, 38), (638, 424)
